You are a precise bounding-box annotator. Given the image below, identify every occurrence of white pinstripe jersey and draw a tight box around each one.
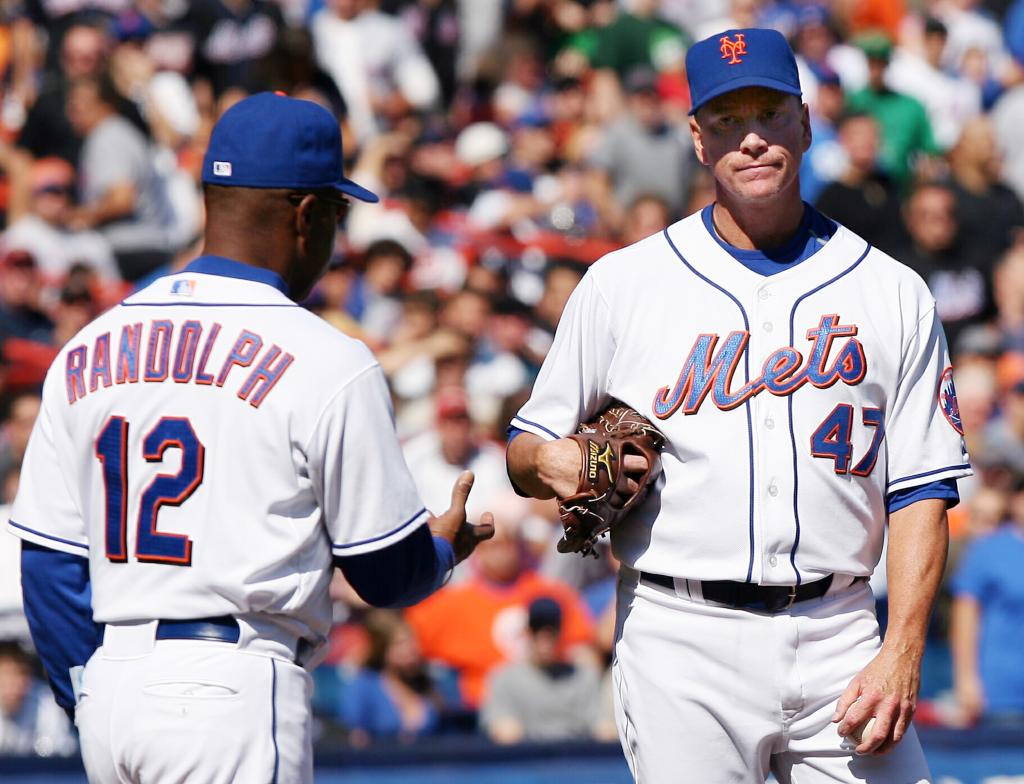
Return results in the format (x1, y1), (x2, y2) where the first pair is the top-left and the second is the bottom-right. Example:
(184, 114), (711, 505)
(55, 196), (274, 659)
(513, 212), (972, 584)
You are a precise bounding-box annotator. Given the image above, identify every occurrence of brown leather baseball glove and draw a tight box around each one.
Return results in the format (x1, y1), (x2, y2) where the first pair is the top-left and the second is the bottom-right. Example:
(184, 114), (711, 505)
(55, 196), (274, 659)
(557, 402), (665, 557)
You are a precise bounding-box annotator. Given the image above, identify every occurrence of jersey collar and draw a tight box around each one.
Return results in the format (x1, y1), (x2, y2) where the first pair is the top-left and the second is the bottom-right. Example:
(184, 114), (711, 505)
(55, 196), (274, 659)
(183, 255), (289, 295)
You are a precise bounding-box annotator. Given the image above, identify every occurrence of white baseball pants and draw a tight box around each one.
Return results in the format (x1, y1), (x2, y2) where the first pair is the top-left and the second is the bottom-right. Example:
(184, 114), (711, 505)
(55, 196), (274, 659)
(75, 622), (312, 784)
(612, 572), (931, 784)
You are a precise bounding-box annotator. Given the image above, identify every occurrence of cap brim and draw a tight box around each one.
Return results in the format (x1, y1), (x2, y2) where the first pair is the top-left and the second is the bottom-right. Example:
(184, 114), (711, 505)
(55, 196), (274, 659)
(689, 77), (802, 115)
(335, 176), (379, 204)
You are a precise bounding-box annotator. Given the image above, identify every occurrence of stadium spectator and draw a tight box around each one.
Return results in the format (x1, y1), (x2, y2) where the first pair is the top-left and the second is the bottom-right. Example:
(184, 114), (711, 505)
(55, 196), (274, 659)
(562, 0), (688, 77)
(0, 393), (40, 482)
(982, 381), (1024, 474)
(405, 509), (594, 708)
(183, 0), (286, 99)
(950, 478), (1024, 725)
(620, 193), (672, 247)
(336, 610), (445, 745)
(481, 597), (603, 744)
(846, 32), (939, 188)
(0, 462), (28, 643)
(65, 75), (175, 282)
(799, 66), (846, 203)
(896, 182), (992, 347)
(2, 157), (119, 281)
(814, 112), (904, 254)
(886, 16), (981, 152)
(533, 258), (586, 342)
(947, 116), (1024, 266)
(0, 251), (53, 347)
(403, 386), (512, 528)
(15, 21), (110, 167)
(588, 66), (695, 233)
(0, 641), (76, 756)
(312, 0), (440, 145)
(345, 238), (414, 346)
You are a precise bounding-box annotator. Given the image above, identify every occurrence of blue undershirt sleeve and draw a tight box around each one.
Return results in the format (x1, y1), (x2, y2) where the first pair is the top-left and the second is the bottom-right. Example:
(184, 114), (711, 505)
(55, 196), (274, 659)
(20, 541), (101, 719)
(334, 523), (454, 608)
(886, 478), (959, 514)
(505, 426), (531, 498)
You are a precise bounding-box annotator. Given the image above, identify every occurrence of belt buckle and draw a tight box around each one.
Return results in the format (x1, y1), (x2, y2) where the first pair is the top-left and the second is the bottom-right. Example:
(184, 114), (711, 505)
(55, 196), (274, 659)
(783, 584), (798, 610)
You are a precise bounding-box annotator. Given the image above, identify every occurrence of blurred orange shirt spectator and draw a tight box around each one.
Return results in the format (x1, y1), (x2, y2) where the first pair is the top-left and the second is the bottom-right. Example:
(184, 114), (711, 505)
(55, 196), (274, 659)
(405, 570), (594, 708)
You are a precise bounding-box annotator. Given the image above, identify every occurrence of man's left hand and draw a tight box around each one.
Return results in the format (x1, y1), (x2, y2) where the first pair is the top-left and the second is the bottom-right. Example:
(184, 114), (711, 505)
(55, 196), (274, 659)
(832, 643), (922, 755)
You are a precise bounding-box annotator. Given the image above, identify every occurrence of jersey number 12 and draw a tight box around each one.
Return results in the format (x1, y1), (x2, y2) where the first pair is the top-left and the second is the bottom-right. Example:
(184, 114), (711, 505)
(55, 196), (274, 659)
(95, 415), (204, 566)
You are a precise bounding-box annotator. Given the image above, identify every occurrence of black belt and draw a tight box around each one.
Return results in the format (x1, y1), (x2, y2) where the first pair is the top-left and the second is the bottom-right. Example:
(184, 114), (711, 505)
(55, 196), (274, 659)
(640, 572), (835, 613)
(154, 615), (240, 643)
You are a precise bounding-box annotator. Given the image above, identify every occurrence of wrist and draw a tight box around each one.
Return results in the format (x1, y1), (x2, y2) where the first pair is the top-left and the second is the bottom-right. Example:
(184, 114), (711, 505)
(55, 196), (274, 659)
(536, 438), (581, 497)
(878, 634), (925, 662)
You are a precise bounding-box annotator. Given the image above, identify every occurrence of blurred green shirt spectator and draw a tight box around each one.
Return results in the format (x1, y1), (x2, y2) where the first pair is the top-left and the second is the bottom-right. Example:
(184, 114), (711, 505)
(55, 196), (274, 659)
(847, 32), (940, 188)
(566, 7), (687, 76)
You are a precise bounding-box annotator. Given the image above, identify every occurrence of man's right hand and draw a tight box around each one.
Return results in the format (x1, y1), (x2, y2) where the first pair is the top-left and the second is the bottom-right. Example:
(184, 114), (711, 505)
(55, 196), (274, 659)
(508, 432), (652, 500)
(429, 470), (495, 564)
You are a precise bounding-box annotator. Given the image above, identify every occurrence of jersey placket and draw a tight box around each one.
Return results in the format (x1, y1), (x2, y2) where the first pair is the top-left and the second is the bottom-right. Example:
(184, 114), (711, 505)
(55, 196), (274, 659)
(749, 280), (798, 585)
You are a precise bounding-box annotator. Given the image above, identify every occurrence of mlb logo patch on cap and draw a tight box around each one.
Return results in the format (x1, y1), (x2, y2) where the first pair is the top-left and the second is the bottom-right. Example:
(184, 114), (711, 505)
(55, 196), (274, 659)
(213, 161), (232, 177)
(686, 28), (802, 115)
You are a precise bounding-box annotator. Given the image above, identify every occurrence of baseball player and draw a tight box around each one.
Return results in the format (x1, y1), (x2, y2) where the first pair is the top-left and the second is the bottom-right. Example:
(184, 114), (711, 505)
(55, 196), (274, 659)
(8, 92), (493, 783)
(507, 29), (971, 783)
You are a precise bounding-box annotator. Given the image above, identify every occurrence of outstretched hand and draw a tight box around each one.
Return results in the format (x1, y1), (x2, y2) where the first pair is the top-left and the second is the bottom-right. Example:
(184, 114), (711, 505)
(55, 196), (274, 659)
(429, 471), (496, 564)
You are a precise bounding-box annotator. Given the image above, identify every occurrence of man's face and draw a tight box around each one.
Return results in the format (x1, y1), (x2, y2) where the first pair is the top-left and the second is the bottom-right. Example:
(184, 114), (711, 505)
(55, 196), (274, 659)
(0, 263), (40, 308)
(291, 193), (346, 300)
(906, 187), (957, 252)
(66, 82), (102, 136)
(61, 26), (105, 79)
(629, 90), (662, 129)
(0, 656), (31, 715)
(691, 88), (810, 204)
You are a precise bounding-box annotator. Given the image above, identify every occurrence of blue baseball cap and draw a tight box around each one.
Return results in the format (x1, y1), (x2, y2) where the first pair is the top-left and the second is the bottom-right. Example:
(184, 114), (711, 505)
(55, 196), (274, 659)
(686, 28), (802, 116)
(202, 92), (378, 203)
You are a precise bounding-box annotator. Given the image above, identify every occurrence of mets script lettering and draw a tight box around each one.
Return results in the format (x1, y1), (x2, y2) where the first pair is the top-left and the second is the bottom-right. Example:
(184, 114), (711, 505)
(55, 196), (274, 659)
(652, 314), (866, 419)
(719, 33), (748, 65)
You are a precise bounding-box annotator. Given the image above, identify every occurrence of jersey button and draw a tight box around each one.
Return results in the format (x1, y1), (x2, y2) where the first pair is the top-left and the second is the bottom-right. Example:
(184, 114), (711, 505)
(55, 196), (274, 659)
(768, 483), (779, 497)
(758, 289), (770, 300)
(762, 321), (773, 333)
(768, 555), (778, 567)
(765, 417), (775, 430)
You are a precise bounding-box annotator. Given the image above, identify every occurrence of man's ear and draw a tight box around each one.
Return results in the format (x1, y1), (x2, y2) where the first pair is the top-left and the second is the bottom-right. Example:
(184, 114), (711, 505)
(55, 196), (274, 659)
(689, 115), (708, 166)
(294, 193), (317, 239)
(801, 102), (812, 153)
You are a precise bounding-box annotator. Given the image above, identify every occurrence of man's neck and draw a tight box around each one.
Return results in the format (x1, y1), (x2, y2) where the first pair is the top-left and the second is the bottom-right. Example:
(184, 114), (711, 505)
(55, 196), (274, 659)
(200, 238), (292, 288)
(711, 187), (805, 250)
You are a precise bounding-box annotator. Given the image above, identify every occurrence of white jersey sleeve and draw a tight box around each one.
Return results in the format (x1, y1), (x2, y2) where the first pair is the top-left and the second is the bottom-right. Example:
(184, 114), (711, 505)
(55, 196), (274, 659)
(309, 362), (429, 557)
(885, 304), (970, 495)
(9, 381), (87, 557)
(511, 271), (616, 440)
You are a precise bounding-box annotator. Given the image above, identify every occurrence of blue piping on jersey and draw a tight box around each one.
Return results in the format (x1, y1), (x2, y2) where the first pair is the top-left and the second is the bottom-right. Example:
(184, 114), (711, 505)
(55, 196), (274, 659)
(271, 658), (279, 784)
(184, 255), (290, 294)
(662, 227), (757, 583)
(8, 520), (89, 551)
(887, 464), (973, 489)
(511, 415), (561, 441)
(331, 508), (428, 551)
(785, 241), (873, 586)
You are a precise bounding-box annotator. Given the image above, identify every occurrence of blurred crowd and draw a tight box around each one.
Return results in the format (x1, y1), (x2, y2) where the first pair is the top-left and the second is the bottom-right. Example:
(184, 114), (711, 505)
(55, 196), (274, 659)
(2, 0), (1024, 757)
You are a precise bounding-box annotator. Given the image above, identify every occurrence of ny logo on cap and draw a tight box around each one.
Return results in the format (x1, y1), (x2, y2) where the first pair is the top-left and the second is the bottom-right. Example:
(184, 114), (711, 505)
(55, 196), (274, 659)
(719, 33), (747, 65)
